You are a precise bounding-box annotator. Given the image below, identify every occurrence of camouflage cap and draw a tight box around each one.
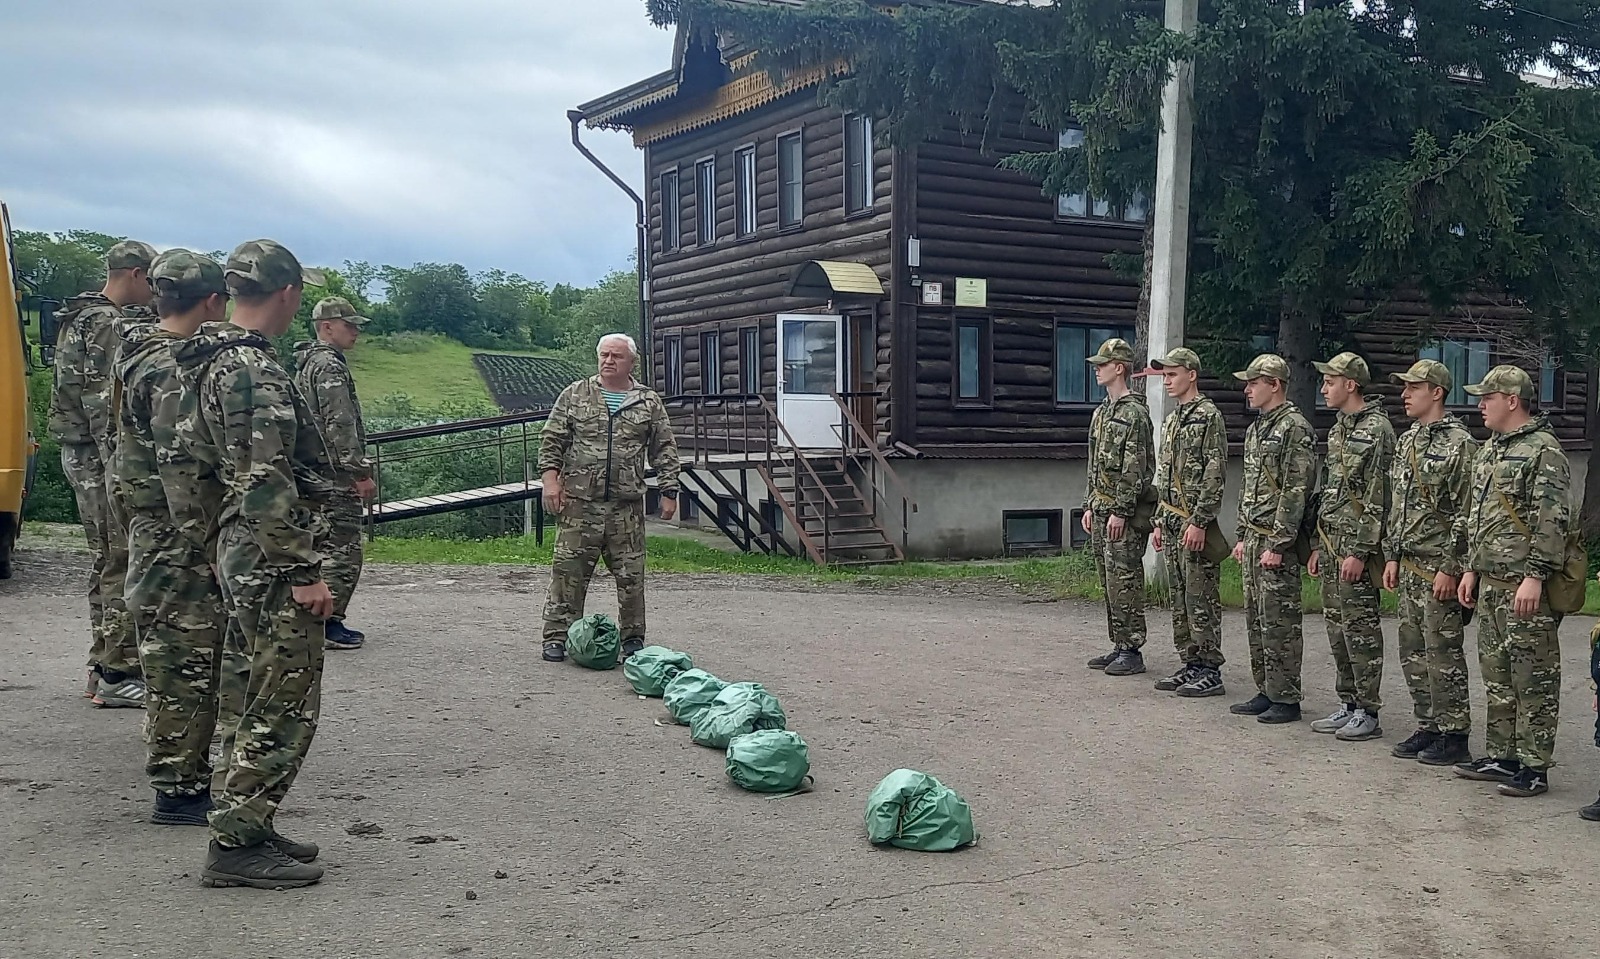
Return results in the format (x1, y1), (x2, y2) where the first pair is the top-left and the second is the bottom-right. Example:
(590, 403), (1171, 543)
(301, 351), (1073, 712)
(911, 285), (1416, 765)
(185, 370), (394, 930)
(1312, 351), (1372, 386)
(1233, 353), (1292, 382)
(1148, 346), (1202, 371)
(224, 239), (327, 296)
(147, 249), (226, 300)
(312, 296), (368, 326)
(1087, 337), (1137, 366)
(1464, 364), (1535, 402)
(105, 240), (158, 271)
(1391, 358), (1452, 392)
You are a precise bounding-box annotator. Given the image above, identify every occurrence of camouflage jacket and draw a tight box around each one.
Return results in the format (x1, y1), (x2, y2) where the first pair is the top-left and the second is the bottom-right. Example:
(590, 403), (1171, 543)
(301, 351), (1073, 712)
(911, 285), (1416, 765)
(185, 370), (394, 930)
(175, 323), (339, 585)
(111, 321), (226, 549)
(1316, 398), (1394, 560)
(537, 376), (680, 502)
(293, 340), (372, 481)
(1237, 401), (1317, 556)
(1457, 416), (1571, 584)
(1084, 391), (1154, 519)
(1155, 394), (1227, 530)
(1382, 414), (1476, 577)
(49, 292), (154, 451)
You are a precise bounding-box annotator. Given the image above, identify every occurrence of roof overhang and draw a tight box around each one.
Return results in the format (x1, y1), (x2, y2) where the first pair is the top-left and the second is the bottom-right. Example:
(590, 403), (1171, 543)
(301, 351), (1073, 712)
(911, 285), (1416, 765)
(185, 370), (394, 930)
(788, 260), (886, 299)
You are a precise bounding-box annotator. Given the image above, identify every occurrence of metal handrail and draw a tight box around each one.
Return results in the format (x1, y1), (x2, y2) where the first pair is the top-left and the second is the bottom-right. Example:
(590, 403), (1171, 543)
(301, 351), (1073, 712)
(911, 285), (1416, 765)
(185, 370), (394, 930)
(368, 407), (552, 445)
(830, 391), (917, 508)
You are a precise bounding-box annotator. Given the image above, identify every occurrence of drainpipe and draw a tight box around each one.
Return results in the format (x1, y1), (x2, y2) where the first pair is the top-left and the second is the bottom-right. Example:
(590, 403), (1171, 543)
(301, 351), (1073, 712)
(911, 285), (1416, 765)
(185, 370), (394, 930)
(568, 109), (652, 385)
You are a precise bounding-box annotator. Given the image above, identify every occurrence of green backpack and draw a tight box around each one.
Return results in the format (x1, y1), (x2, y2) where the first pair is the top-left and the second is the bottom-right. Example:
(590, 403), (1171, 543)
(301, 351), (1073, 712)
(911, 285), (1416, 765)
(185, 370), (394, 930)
(725, 729), (811, 793)
(623, 646), (694, 697)
(663, 669), (726, 726)
(566, 614), (621, 670)
(689, 682), (788, 748)
(865, 769), (977, 852)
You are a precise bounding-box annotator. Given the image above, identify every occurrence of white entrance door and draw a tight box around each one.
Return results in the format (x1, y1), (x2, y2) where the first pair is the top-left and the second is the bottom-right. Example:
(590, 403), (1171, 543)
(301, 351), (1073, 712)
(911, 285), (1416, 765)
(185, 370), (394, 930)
(775, 313), (842, 449)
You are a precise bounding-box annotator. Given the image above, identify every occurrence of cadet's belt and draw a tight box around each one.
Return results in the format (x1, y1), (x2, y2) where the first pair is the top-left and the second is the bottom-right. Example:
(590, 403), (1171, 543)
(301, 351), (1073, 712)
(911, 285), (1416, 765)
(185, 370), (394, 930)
(1401, 558), (1437, 581)
(1242, 521), (1275, 539)
(1158, 501), (1189, 520)
(1479, 573), (1524, 592)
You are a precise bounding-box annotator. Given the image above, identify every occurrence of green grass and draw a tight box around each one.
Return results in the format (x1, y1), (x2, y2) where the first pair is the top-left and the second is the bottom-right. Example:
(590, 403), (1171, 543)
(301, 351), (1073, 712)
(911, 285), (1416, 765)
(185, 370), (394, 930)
(346, 334), (555, 408)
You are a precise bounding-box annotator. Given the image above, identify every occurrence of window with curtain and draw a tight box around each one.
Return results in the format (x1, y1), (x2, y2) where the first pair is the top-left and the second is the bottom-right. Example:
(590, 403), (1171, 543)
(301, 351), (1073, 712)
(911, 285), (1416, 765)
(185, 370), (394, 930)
(696, 157), (716, 245)
(954, 316), (991, 406)
(1056, 125), (1148, 224)
(1055, 323), (1135, 404)
(844, 114), (874, 215)
(777, 132), (803, 229)
(660, 170), (680, 253)
(735, 146), (757, 237)
(1419, 339), (1492, 406)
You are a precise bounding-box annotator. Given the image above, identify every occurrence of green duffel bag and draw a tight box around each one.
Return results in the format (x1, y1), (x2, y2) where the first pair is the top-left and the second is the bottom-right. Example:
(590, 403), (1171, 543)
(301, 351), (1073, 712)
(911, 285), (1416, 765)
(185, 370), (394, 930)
(865, 769), (977, 852)
(623, 646), (694, 697)
(663, 669), (726, 726)
(566, 613), (621, 670)
(726, 729), (811, 793)
(689, 682), (787, 748)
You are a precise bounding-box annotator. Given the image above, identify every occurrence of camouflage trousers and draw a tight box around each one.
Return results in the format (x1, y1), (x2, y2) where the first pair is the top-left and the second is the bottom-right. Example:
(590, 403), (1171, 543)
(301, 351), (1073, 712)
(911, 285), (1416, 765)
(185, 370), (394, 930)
(1241, 533), (1304, 703)
(1159, 519), (1223, 668)
(1475, 580), (1561, 770)
(61, 442), (139, 677)
(321, 489), (365, 622)
(1090, 513), (1146, 652)
(542, 498), (646, 644)
(209, 523), (326, 848)
(1395, 563), (1470, 734)
(125, 515), (224, 798)
(1320, 556), (1384, 712)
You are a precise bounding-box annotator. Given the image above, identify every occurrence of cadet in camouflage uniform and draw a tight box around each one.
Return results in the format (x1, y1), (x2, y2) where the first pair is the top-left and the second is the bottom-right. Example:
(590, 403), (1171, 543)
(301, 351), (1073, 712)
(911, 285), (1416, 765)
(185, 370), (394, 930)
(1145, 347), (1228, 697)
(293, 297), (375, 650)
(1455, 365), (1571, 798)
(1307, 352), (1395, 742)
(113, 250), (230, 826)
(176, 240), (334, 889)
(50, 239), (157, 706)
(1229, 354), (1317, 725)
(539, 333), (681, 663)
(1382, 359), (1477, 766)
(1081, 338), (1155, 677)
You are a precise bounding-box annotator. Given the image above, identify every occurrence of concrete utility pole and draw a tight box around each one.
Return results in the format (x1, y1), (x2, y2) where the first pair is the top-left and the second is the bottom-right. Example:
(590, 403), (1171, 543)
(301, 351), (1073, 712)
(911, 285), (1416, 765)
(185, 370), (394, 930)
(1143, 0), (1198, 582)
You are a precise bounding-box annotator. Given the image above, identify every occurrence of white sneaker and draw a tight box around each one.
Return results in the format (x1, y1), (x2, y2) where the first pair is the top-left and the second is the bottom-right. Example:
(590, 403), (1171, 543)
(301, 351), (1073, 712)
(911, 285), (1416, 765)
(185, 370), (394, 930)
(1311, 703), (1356, 734)
(1336, 708), (1383, 741)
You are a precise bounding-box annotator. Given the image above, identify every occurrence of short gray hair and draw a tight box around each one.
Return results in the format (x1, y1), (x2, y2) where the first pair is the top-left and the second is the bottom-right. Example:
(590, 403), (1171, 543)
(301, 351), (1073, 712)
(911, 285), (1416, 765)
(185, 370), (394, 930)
(597, 333), (638, 359)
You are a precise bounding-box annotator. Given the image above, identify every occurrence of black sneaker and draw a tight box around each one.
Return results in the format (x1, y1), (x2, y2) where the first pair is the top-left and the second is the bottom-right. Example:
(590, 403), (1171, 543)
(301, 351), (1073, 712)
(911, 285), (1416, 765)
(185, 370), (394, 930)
(1230, 693), (1272, 715)
(1256, 702), (1302, 724)
(620, 638), (645, 661)
(324, 620), (364, 651)
(1579, 794), (1600, 822)
(1087, 649), (1118, 670)
(1392, 728), (1438, 760)
(268, 832), (320, 863)
(542, 642), (566, 663)
(1498, 766), (1550, 797)
(1454, 757), (1522, 783)
(1155, 664), (1200, 692)
(1103, 650), (1146, 676)
(1175, 667), (1225, 698)
(1417, 732), (1471, 766)
(201, 840), (324, 890)
(152, 790), (214, 826)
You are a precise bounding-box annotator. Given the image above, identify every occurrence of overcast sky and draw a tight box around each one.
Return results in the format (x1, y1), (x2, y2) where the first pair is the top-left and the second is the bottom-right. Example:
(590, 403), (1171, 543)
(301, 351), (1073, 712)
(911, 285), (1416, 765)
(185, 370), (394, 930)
(0, 0), (673, 287)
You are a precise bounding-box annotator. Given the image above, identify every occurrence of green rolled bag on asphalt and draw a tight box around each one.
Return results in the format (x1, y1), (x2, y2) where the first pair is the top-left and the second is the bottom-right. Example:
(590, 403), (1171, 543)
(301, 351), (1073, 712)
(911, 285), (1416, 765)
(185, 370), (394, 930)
(689, 681), (788, 748)
(865, 769), (977, 852)
(566, 613), (621, 670)
(663, 669), (726, 725)
(623, 646), (694, 696)
(725, 729), (811, 793)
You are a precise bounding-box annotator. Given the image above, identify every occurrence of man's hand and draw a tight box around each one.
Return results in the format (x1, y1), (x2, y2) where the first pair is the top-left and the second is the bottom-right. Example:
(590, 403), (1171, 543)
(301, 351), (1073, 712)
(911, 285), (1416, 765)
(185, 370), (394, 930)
(1339, 555), (1365, 584)
(1433, 571), (1458, 603)
(1260, 549), (1283, 569)
(1383, 560), (1399, 591)
(1514, 576), (1544, 619)
(1152, 526), (1163, 552)
(1232, 541), (1246, 564)
(1182, 524), (1207, 553)
(1307, 549), (1320, 577)
(292, 581), (335, 620)
(659, 496), (678, 521)
(1081, 510), (1094, 535)
(1105, 513), (1126, 541)
(542, 472), (564, 513)
(1458, 571), (1478, 609)
(353, 477), (377, 501)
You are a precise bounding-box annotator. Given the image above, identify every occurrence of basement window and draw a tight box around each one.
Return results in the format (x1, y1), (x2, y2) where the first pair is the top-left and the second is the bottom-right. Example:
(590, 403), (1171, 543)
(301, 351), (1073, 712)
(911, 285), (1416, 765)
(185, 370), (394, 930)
(1004, 510), (1064, 556)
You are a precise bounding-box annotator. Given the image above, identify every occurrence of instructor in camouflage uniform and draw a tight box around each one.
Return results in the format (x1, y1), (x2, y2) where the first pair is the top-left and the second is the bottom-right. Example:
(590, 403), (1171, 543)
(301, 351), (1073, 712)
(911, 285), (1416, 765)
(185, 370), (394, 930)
(1307, 352), (1394, 743)
(113, 250), (230, 827)
(1382, 359), (1476, 767)
(539, 333), (681, 663)
(177, 239), (334, 889)
(1455, 365), (1571, 799)
(1229, 354), (1316, 725)
(1082, 338), (1154, 678)
(51, 239), (157, 706)
(294, 296), (375, 650)
(1146, 347), (1229, 698)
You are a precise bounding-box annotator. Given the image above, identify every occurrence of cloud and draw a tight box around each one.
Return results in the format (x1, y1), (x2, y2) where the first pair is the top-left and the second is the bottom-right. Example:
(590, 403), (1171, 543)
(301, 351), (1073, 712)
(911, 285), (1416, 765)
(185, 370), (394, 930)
(0, 0), (672, 286)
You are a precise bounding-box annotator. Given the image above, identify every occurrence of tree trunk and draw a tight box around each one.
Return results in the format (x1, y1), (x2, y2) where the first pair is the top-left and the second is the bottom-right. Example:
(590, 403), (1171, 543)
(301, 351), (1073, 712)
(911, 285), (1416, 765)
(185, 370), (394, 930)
(1581, 358), (1600, 540)
(1277, 298), (1320, 414)
(1132, 224), (1155, 360)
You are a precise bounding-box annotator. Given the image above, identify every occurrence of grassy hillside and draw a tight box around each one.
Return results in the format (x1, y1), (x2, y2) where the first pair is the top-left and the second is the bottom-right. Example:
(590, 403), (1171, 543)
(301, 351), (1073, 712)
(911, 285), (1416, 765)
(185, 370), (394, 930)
(345, 333), (569, 409)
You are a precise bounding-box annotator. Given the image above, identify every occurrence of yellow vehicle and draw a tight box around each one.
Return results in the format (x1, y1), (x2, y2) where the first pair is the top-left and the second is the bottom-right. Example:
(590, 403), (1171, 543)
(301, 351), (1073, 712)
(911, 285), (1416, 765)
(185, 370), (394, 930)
(1, 200), (39, 579)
